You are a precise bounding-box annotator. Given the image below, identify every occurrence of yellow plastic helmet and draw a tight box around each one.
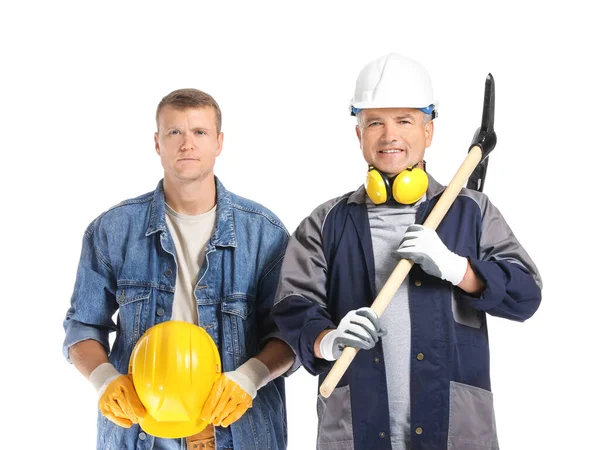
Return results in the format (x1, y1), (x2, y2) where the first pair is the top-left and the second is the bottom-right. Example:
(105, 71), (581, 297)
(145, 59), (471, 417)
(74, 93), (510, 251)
(129, 321), (221, 438)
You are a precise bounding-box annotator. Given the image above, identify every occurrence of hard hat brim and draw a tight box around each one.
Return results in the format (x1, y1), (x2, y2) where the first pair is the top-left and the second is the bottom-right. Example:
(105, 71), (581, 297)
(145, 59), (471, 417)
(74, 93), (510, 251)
(351, 101), (438, 111)
(139, 414), (211, 439)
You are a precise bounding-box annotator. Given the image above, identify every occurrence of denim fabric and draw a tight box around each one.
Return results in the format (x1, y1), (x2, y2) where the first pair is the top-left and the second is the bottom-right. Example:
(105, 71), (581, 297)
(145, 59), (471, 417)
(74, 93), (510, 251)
(63, 177), (289, 450)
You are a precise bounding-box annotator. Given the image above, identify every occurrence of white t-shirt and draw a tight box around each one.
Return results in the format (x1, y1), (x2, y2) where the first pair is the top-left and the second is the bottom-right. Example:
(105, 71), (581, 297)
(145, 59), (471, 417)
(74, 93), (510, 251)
(165, 203), (217, 325)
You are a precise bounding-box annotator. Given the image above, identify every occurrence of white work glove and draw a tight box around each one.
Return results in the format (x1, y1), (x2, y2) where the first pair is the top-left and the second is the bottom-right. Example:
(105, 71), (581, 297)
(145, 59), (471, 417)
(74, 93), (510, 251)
(89, 362), (122, 397)
(396, 224), (468, 285)
(319, 307), (387, 361)
(223, 357), (271, 400)
(201, 358), (270, 427)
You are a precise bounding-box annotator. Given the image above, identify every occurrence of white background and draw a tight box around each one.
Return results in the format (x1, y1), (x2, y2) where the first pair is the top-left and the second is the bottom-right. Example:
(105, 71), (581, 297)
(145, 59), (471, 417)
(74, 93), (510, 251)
(1, 1), (598, 449)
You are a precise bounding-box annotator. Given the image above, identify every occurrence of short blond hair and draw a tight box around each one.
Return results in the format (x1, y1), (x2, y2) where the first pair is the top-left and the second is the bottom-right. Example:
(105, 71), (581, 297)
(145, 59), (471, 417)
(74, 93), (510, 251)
(156, 88), (222, 132)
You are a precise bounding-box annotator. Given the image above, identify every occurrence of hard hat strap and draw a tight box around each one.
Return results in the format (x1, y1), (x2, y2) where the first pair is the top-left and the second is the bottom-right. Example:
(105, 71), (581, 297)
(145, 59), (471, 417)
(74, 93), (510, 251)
(351, 105), (437, 118)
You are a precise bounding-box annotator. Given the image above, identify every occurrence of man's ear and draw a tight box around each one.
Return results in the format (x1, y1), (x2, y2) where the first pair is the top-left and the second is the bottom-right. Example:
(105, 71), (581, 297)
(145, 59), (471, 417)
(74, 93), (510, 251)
(424, 120), (434, 148)
(216, 132), (224, 156)
(154, 132), (160, 155)
(355, 125), (362, 148)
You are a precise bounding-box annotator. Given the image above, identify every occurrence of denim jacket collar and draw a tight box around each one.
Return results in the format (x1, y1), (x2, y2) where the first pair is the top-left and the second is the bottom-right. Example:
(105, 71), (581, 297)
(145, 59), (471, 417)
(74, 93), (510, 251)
(145, 177), (237, 248)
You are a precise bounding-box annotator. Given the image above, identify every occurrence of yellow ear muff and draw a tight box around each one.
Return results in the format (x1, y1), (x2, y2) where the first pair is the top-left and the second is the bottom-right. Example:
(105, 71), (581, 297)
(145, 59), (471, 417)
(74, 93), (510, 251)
(392, 167), (428, 204)
(365, 168), (389, 205)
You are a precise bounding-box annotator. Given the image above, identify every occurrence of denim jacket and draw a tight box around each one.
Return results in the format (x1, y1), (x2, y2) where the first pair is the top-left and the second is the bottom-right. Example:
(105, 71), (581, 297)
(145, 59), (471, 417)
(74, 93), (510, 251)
(63, 177), (290, 450)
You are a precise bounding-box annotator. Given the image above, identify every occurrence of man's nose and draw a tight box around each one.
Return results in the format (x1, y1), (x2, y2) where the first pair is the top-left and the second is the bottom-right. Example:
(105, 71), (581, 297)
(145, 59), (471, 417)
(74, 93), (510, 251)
(381, 124), (401, 144)
(180, 132), (194, 151)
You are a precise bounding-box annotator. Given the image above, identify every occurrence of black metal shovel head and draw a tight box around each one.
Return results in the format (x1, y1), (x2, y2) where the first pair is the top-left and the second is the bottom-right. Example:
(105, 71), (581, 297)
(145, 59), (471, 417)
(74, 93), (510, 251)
(470, 73), (497, 161)
(481, 74), (495, 134)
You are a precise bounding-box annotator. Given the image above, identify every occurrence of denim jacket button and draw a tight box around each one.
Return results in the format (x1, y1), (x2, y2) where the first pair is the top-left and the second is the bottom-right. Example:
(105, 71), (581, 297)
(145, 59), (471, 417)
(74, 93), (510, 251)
(165, 269), (172, 277)
(157, 308), (165, 317)
(138, 432), (147, 440)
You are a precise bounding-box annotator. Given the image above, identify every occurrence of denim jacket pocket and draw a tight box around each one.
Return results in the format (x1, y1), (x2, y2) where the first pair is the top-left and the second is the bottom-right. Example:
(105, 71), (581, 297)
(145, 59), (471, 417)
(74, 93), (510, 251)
(99, 414), (126, 450)
(221, 296), (255, 366)
(447, 381), (499, 450)
(99, 415), (154, 450)
(115, 284), (152, 348)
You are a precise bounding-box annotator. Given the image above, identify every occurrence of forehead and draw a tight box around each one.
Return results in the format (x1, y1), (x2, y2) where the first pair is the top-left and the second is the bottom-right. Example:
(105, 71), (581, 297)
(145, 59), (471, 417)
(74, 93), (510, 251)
(157, 105), (216, 126)
(361, 107), (422, 120)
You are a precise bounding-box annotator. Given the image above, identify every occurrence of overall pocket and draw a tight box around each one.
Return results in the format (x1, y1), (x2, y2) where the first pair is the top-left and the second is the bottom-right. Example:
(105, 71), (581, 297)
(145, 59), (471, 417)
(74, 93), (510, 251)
(451, 288), (483, 329)
(447, 381), (499, 450)
(316, 384), (354, 450)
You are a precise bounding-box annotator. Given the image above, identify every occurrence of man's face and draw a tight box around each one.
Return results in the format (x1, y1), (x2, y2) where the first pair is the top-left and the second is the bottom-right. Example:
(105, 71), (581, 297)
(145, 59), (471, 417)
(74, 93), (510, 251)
(356, 108), (434, 177)
(154, 106), (223, 184)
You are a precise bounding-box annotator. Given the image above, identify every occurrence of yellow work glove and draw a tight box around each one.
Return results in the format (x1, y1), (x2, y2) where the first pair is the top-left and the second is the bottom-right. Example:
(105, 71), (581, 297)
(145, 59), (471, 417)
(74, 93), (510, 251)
(201, 358), (270, 428)
(90, 363), (146, 428)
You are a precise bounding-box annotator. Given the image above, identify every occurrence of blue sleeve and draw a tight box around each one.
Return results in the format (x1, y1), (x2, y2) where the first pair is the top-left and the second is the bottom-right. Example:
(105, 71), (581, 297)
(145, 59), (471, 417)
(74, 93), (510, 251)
(462, 258), (541, 321)
(272, 295), (335, 376)
(455, 192), (542, 321)
(62, 226), (118, 361)
(254, 227), (305, 374)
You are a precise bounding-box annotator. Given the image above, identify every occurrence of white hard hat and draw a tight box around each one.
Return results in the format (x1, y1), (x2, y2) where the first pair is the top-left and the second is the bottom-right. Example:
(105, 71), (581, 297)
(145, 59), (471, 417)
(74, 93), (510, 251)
(350, 53), (437, 118)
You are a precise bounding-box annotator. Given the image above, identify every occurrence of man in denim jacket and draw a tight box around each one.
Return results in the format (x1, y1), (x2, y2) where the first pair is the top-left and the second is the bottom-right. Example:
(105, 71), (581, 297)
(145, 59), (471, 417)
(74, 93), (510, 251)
(63, 89), (295, 450)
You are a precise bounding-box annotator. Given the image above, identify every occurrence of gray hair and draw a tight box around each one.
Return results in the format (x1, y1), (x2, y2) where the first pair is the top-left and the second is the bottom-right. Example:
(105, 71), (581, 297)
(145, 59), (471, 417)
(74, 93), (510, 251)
(356, 110), (432, 129)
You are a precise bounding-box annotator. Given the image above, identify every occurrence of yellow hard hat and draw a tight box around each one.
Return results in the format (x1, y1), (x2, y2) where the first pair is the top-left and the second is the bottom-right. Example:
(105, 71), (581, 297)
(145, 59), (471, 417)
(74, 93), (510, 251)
(129, 321), (221, 438)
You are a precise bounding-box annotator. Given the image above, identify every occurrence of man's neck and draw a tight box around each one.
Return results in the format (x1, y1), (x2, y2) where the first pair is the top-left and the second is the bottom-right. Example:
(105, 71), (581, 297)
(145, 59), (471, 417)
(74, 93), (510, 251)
(163, 174), (217, 215)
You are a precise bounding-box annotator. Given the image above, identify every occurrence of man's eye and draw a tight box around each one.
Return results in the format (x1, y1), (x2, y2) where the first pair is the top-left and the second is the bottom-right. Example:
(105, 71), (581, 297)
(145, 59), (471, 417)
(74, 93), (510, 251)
(195, 130), (206, 135)
(169, 130), (180, 135)
(368, 122), (382, 127)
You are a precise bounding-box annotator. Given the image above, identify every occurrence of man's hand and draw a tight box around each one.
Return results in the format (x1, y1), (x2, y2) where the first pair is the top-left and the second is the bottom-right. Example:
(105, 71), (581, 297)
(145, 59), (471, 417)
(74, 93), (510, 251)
(319, 307), (387, 361)
(396, 224), (468, 285)
(97, 374), (146, 428)
(201, 358), (270, 428)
